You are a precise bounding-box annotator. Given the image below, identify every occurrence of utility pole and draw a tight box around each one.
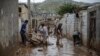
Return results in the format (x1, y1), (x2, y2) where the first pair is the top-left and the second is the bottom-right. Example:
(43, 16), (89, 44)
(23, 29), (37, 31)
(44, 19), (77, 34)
(28, 0), (32, 33)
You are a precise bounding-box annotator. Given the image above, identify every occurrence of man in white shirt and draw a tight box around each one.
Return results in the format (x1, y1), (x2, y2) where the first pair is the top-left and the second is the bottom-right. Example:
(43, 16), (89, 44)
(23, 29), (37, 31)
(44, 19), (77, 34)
(43, 24), (48, 44)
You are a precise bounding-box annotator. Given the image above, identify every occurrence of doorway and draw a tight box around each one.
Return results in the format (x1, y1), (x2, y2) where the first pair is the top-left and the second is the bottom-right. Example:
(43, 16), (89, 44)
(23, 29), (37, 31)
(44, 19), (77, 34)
(88, 11), (96, 49)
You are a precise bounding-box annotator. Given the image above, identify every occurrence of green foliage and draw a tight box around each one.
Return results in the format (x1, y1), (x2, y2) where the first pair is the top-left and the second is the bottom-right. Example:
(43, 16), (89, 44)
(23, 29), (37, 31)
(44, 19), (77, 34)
(56, 3), (78, 16)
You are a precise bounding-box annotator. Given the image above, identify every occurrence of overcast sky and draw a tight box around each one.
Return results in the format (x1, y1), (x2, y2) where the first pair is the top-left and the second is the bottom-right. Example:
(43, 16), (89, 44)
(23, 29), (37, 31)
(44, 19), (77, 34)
(18, 0), (45, 3)
(74, 0), (100, 3)
(19, 0), (100, 3)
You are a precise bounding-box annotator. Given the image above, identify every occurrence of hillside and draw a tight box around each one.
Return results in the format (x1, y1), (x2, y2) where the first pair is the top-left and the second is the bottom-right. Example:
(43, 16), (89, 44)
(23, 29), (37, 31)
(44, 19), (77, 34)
(31, 0), (90, 13)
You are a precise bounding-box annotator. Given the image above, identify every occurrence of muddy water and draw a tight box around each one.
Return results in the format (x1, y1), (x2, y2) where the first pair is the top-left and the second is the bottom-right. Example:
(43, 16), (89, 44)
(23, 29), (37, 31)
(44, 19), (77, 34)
(14, 36), (98, 56)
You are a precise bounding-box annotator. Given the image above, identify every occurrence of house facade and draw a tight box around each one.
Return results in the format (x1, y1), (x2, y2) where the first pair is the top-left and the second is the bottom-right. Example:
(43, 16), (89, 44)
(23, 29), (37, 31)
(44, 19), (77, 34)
(87, 4), (100, 52)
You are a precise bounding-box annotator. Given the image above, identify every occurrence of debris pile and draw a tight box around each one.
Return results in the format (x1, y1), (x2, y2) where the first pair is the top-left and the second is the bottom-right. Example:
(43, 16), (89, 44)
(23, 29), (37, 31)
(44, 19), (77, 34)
(28, 32), (47, 46)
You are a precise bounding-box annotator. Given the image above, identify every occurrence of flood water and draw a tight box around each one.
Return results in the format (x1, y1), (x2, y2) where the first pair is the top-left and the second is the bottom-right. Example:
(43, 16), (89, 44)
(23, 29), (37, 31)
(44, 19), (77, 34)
(14, 36), (97, 56)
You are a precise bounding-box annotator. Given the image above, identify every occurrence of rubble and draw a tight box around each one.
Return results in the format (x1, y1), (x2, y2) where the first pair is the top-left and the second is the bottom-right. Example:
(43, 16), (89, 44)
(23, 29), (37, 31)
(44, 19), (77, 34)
(28, 32), (48, 46)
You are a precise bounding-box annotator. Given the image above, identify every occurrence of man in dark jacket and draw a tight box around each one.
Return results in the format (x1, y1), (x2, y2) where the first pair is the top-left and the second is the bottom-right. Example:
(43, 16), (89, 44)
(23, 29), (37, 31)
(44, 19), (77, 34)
(20, 20), (28, 46)
(73, 30), (80, 46)
(56, 23), (62, 45)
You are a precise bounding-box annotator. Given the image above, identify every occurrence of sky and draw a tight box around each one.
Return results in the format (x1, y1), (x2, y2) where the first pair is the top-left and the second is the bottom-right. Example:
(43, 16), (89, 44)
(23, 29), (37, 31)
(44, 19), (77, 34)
(19, 0), (100, 3)
(18, 0), (45, 3)
(73, 0), (100, 3)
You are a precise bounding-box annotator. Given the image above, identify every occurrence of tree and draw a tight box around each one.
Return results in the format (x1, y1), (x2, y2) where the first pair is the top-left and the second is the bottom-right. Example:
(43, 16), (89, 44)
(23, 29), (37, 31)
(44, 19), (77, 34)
(56, 3), (79, 16)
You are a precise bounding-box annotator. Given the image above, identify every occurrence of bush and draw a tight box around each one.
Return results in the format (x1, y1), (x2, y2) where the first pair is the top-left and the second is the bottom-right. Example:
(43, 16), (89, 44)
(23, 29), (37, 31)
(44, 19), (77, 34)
(56, 3), (79, 16)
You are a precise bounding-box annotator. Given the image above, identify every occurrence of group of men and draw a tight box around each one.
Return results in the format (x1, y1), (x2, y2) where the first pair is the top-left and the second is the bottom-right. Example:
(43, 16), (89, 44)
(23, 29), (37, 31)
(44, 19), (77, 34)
(20, 20), (81, 46)
(20, 20), (63, 46)
(38, 23), (63, 45)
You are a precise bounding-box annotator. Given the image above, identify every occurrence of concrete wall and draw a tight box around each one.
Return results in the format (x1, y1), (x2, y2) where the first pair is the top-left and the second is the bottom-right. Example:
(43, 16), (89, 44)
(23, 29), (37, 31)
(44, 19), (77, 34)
(66, 14), (75, 38)
(79, 10), (88, 46)
(59, 11), (88, 46)
(0, 0), (19, 56)
(59, 13), (75, 38)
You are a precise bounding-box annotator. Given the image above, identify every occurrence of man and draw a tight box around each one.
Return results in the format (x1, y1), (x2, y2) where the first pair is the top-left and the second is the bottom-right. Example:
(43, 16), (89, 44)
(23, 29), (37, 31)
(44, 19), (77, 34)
(43, 24), (48, 44)
(56, 23), (62, 45)
(20, 20), (28, 46)
(73, 30), (80, 46)
(38, 24), (44, 40)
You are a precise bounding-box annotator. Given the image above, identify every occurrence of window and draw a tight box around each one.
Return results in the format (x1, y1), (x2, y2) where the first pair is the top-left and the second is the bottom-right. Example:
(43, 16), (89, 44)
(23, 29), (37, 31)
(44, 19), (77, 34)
(18, 7), (22, 17)
(19, 7), (22, 13)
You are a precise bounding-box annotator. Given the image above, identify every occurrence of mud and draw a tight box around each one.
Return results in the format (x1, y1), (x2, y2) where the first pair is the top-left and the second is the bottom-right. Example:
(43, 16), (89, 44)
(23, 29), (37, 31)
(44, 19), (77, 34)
(14, 36), (98, 56)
